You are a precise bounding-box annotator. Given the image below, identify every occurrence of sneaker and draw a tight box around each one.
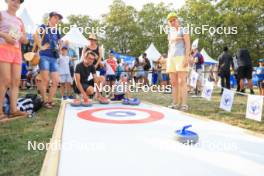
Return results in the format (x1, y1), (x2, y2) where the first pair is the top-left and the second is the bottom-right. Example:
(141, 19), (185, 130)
(68, 95), (75, 99)
(62, 96), (68, 100)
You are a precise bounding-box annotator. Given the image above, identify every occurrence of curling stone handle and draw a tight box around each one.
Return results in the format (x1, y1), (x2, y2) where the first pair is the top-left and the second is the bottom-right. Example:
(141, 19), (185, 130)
(181, 125), (192, 133)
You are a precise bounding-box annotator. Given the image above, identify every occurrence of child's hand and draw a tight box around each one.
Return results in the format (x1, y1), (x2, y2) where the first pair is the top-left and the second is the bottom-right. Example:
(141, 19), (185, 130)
(3, 33), (16, 45)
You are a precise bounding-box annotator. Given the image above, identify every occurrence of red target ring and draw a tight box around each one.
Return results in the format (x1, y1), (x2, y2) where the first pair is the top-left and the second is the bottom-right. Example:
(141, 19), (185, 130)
(77, 107), (164, 124)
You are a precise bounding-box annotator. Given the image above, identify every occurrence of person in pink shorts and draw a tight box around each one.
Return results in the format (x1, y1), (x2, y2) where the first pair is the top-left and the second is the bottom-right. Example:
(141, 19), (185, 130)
(0, 0), (28, 120)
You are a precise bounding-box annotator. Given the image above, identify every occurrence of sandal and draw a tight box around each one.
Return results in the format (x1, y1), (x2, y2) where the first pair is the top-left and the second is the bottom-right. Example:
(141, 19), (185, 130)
(9, 110), (28, 118)
(48, 102), (56, 106)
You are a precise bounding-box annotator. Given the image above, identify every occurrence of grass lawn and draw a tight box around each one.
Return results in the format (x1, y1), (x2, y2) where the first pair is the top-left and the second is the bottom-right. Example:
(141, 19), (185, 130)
(0, 89), (263, 175)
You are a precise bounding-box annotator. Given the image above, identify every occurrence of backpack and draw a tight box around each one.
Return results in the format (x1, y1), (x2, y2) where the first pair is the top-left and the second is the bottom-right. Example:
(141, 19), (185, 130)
(199, 54), (204, 65)
(25, 94), (43, 112)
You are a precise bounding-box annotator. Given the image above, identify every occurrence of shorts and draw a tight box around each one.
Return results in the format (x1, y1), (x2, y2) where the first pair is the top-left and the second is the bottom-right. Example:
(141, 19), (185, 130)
(106, 75), (116, 81)
(162, 73), (169, 81)
(136, 70), (145, 78)
(196, 69), (203, 82)
(60, 74), (73, 83)
(0, 44), (22, 65)
(39, 56), (58, 72)
(21, 75), (27, 81)
(238, 66), (252, 79)
(144, 71), (149, 78)
(73, 80), (94, 94)
(166, 56), (189, 73)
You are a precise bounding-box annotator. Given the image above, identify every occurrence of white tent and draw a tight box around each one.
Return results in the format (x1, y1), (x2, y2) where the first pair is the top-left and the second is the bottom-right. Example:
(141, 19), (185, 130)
(19, 8), (36, 34)
(143, 43), (161, 64)
(61, 26), (89, 48)
(201, 49), (218, 65)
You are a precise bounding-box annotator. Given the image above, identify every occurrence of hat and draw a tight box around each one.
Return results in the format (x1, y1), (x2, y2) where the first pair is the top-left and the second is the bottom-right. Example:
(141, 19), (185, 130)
(20, 0), (24, 3)
(88, 33), (97, 41)
(258, 58), (264, 62)
(62, 45), (68, 50)
(49, 12), (63, 20)
(167, 12), (177, 21)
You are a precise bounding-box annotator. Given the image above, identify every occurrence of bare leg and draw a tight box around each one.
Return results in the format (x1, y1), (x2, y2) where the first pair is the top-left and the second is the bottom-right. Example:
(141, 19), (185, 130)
(40, 71), (50, 102)
(169, 73), (178, 105)
(60, 83), (65, 97)
(10, 64), (22, 113)
(178, 72), (188, 106)
(0, 62), (11, 115)
(48, 72), (59, 103)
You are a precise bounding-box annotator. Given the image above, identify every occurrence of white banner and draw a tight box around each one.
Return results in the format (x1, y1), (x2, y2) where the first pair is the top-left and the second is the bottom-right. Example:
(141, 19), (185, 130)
(189, 70), (199, 88)
(202, 82), (214, 101)
(220, 89), (235, 112)
(246, 95), (263, 122)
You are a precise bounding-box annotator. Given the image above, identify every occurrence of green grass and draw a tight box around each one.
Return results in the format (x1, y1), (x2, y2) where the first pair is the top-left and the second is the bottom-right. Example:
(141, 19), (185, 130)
(0, 89), (264, 175)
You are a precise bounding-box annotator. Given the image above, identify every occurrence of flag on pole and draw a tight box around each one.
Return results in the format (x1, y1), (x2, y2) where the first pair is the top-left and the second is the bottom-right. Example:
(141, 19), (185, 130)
(189, 70), (199, 88)
(202, 81), (214, 101)
(220, 89), (235, 112)
(246, 95), (263, 122)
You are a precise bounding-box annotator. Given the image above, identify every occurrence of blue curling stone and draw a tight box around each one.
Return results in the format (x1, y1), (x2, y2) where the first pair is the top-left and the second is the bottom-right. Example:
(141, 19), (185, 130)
(175, 125), (199, 144)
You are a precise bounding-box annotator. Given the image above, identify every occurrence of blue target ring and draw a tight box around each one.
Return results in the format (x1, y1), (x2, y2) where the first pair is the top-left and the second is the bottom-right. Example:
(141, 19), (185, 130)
(106, 111), (137, 117)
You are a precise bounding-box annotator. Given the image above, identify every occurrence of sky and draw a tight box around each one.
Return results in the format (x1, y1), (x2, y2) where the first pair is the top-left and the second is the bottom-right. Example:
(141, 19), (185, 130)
(0, 0), (185, 24)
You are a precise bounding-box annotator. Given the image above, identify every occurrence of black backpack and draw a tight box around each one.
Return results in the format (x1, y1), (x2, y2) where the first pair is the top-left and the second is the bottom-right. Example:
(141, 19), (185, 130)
(25, 94), (43, 112)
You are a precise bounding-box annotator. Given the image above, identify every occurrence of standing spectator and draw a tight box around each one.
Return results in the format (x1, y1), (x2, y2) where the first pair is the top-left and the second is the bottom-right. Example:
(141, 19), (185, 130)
(158, 54), (170, 89)
(192, 48), (204, 95)
(104, 54), (117, 98)
(63, 40), (77, 78)
(236, 48), (254, 94)
(21, 60), (28, 90)
(256, 59), (264, 95)
(0, 0), (28, 120)
(58, 46), (73, 100)
(166, 12), (191, 111)
(233, 55), (240, 92)
(36, 11), (63, 108)
(116, 59), (123, 81)
(143, 53), (151, 86)
(132, 57), (145, 84)
(218, 46), (234, 94)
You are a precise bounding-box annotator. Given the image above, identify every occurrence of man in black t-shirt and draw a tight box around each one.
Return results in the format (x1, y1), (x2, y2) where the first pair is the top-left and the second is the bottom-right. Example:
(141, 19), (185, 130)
(74, 51), (109, 103)
(236, 48), (254, 94)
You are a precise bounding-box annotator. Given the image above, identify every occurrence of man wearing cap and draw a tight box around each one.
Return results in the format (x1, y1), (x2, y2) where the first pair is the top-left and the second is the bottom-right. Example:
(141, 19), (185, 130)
(166, 12), (191, 111)
(35, 11), (63, 108)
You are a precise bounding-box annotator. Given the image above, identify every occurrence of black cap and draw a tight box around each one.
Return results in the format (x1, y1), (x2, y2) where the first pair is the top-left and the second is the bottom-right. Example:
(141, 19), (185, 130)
(49, 12), (63, 20)
(20, 0), (24, 3)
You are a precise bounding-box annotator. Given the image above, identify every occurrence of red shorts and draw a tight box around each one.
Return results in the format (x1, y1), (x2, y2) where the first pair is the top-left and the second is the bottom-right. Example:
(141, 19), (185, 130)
(0, 44), (22, 65)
